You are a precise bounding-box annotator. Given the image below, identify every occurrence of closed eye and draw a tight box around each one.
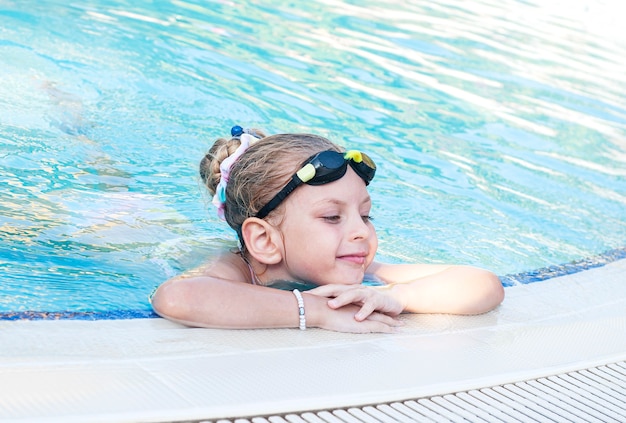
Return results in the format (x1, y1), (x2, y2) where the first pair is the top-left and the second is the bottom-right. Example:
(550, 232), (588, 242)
(323, 215), (341, 223)
(362, 215), (373, 223)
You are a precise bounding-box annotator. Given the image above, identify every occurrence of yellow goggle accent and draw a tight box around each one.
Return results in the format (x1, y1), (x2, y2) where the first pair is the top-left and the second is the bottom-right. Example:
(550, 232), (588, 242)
(296, 163), (316, 183)
(344, 150), (363, 163)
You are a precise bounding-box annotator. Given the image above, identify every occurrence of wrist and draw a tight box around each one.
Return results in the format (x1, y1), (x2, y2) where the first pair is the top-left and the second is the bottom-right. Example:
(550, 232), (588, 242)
(301, 292), (328, 329)
(387, 283), (409, 311)
(292, 289), (306, 330)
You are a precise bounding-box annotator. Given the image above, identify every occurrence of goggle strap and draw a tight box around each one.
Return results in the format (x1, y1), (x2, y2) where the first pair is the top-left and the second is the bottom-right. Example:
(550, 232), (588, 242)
(255, 174), (303, 219)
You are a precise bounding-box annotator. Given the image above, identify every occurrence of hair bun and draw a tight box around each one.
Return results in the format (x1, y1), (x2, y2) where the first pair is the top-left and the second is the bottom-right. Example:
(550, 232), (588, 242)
(200, 127), (267, 196)
(199, 138), (239, 196)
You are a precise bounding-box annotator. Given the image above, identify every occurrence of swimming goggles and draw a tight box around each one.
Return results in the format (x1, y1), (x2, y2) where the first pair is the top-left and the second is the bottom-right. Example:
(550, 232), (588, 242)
(255, 150), (376, 219)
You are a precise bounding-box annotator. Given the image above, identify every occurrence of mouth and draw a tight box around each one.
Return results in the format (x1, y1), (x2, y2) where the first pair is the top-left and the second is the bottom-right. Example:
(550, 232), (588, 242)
(337, 253), (367, 265)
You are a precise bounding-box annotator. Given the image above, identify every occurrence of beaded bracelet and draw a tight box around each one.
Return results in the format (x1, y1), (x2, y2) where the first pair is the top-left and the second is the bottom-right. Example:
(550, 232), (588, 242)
(292, 289), (306, 330)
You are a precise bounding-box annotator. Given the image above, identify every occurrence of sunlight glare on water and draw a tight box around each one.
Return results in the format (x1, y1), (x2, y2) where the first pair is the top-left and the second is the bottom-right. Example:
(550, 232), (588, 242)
(0, 0), (625, 312)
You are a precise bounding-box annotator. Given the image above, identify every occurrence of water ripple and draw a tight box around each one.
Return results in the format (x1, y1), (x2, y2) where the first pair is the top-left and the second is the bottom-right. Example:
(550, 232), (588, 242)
(1, 0), (625, 311)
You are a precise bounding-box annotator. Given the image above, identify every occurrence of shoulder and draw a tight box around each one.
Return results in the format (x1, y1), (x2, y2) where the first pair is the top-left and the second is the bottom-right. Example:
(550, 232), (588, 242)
(171, 250), (252, 284)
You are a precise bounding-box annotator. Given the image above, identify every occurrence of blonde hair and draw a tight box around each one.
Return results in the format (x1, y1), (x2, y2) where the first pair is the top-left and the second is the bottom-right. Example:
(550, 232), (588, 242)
(200, 130), (342, 239)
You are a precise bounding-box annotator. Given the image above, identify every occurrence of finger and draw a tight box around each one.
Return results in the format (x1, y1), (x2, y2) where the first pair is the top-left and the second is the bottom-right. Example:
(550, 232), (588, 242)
(366, 312), (404, 327)
(327, 289), (369, 309)
(308, 284), (352, 297)
(354, 301), (377, 321)
(359, 319), (402, 333)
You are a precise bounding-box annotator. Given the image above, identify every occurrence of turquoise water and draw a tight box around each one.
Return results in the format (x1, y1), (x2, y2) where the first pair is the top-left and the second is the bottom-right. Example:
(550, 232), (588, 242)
(1, 0), (625, 313)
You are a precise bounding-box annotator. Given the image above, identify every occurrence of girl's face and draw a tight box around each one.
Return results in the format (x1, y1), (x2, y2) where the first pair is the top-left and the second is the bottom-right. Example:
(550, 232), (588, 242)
(272, 166), (378, 286)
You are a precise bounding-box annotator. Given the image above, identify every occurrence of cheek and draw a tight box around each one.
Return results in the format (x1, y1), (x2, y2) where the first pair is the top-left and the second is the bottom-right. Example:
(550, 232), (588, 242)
(281, 220), (329, 259)
(369, 224), (378, 244)
(368, 225), (378, 257)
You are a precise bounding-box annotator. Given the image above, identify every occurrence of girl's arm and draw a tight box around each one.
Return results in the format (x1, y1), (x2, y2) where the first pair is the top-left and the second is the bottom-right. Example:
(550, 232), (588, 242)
(150, 274), (403, 333)
(311, 262), (504, 317)
(372, 262), (505, 315)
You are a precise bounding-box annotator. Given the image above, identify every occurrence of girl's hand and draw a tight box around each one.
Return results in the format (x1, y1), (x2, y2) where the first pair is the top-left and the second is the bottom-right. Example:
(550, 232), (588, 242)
(308, 284), (405, 322)
(314, 301), (404, 333)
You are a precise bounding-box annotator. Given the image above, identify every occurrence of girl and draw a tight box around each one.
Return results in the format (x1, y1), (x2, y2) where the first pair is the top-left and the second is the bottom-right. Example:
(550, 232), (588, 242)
(151, 127), (504, 333)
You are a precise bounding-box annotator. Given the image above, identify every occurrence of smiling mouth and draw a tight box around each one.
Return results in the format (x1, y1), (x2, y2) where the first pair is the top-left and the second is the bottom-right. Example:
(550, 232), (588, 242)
(337, 254), (367, 265)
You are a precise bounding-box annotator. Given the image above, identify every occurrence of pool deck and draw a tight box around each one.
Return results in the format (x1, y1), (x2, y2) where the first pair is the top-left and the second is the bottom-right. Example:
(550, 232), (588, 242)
(1, 259), (625, 422)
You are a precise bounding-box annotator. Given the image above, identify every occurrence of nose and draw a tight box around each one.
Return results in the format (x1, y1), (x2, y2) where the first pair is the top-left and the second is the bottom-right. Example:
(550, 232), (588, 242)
(348, 212), (372, 241)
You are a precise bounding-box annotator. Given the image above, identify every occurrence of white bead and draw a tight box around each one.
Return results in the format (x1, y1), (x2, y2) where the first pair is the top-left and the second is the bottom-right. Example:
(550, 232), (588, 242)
(292, 289), (306, 330)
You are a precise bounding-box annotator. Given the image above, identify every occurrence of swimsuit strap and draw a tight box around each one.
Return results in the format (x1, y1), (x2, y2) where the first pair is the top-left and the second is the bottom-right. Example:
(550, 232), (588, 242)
(239, 252), (261, 285)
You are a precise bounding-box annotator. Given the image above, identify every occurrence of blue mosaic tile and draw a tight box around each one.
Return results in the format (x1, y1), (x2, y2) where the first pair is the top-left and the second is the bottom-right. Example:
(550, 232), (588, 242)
(0, 310), (159, 321)
(499, 247), (626, 287)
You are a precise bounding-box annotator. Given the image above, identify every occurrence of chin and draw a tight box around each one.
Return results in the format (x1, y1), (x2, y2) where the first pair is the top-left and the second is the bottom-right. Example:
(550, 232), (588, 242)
(339, 274), (365, 286)
(317, 278), (362, 286)
(313, 268), (365, 286)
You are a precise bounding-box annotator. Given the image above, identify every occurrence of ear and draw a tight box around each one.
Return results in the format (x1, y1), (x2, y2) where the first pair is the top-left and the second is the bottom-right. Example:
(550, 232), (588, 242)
(241, 218), (283, 265)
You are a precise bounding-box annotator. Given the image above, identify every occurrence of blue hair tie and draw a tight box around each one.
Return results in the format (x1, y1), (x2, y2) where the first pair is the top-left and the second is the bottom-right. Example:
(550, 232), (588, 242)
(231, 125), (262, 139)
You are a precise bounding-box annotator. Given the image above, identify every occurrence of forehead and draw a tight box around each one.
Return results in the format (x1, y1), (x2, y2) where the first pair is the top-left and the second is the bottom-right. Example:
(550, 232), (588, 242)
(287, 167), (371, 208)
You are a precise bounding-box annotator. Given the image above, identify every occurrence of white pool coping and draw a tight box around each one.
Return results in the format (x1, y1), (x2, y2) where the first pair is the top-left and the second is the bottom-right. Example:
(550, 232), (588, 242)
(1, 259), (625, 423)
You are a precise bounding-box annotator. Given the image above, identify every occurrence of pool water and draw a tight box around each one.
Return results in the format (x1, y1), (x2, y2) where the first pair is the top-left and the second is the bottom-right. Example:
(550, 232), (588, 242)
(1, 0), (625, 313)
